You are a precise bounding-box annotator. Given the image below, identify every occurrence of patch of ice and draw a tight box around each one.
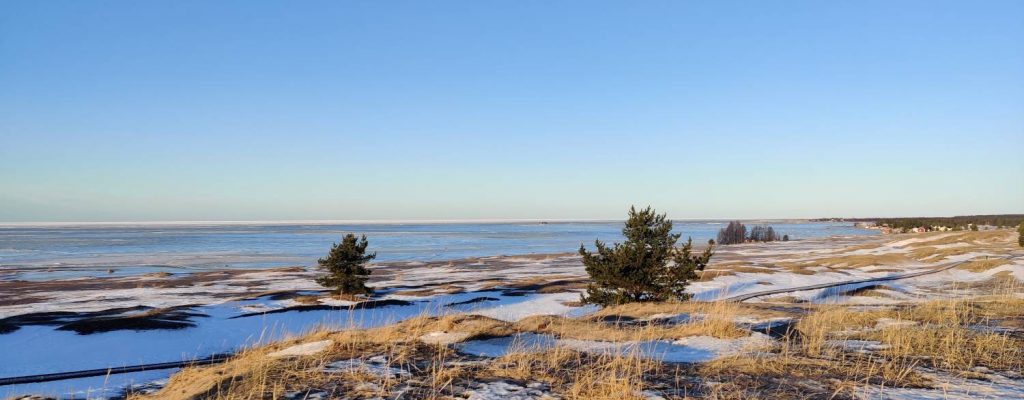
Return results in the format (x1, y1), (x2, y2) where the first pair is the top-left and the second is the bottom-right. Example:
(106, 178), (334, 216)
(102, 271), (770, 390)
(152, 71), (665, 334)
(268, 340), (333, 358)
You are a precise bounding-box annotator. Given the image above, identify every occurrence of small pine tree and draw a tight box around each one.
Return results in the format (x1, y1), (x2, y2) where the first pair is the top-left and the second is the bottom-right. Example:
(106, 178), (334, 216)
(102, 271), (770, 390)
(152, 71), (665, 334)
(579, 206), (714, 306)
(782, 234), (790, 241)
(316, 234), (376, 297)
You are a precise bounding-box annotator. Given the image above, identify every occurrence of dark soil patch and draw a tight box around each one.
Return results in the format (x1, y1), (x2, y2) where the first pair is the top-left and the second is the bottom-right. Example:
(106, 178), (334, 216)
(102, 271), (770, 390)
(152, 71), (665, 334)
(230, 299), (415, 319)
(445, 297), (500, 307)
(0, 305), (208, 335)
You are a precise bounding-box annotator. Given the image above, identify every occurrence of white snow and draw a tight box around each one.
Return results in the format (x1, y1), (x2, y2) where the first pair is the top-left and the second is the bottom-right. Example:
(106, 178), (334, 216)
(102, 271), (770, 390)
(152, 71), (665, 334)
(856, 370), (1024, 399)
(323, 356), (410, 378)
(454, 332), (774, 363)
(269, 340), (334, 358)
(468, 292), (598, 322)
(462, 380), (555, 400)
(419, 331), (472, 345)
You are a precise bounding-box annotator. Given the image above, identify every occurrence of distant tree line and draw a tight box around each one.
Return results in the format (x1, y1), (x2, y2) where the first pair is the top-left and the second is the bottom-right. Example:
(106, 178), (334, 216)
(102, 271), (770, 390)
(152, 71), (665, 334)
(716, 221), (788, 245)
(873, 215), (1024, 232)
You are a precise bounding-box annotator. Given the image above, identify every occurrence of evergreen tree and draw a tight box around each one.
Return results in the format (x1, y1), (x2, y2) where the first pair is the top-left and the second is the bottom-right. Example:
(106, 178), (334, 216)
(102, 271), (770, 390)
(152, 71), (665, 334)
(782, 234), (790, 241)
(580, 206), (714, 306)
(316, 234), (376, 296)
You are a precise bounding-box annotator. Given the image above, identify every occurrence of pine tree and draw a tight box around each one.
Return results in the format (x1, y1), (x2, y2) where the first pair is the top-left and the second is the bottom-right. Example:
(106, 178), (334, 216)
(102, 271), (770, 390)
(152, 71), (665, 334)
(316, 234), (376, 297)
(580, 206), (714, 306)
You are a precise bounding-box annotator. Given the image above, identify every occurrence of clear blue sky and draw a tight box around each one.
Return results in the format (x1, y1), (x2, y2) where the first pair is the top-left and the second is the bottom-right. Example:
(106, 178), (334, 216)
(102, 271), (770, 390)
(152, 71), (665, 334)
(1, 1), (1022, 222)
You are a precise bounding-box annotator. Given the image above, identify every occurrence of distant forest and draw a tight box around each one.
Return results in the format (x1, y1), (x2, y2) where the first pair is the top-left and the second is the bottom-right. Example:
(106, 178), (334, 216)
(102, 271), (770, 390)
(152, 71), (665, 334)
(833, 214), (1024, 231)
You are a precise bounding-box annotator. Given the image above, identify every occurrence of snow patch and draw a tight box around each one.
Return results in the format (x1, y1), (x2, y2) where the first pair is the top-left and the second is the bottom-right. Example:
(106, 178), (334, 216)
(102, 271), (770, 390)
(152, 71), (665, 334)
(269, 340), (333, 358)
(419, 331), (472, 345)
(455, 332), (774, 363)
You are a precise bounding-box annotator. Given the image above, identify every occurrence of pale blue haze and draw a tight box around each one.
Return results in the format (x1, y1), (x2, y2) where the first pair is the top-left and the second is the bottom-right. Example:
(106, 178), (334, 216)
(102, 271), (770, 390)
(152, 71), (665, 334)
(1, 1), (1022, 221)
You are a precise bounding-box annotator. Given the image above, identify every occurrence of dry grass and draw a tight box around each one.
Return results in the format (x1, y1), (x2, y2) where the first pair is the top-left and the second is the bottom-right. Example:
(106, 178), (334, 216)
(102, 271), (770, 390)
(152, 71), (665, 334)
(390, 283), (466, 297)
(903, 230), (1014, 249)
(518, 311), (747, 342)
(591, 299), (784, 321)
(858, 296), (1024, 373)
(777, 253), (915, 274)
(486, 342), (656, 400)
(700, 347), (930, 398)
(795, 306), (894, 357)
(141, 293), (1024, 400)
(954, 257), (1012, 272)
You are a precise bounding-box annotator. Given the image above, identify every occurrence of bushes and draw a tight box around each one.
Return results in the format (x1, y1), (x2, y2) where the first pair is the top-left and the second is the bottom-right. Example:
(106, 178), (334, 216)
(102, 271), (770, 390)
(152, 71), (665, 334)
(717, 221), (784, 245)
(717, 221), (747, 245)
(1018, 223), (1023, 247)
(579, 206), (714, 306)
(748, 225), (779, 242)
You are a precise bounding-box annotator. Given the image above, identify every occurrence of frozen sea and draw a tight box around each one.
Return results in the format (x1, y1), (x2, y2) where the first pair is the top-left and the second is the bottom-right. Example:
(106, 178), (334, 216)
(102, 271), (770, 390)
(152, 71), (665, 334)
(0, 220), (876, 398)
(0, 220), (875, 281)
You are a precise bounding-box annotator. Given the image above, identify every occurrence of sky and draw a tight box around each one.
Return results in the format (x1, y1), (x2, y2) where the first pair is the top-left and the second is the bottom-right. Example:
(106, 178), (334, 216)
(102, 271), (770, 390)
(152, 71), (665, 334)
(1, 1), (1022, 222)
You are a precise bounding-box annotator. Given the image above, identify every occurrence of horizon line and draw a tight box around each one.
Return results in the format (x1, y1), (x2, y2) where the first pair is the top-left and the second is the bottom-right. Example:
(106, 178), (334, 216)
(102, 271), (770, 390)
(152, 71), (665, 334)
(0, 217), (838, 227)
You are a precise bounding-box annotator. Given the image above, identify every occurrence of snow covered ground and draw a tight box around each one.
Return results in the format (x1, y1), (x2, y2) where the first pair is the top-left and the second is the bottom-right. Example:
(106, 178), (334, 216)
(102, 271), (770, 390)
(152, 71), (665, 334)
(3, 230), (1022, 398)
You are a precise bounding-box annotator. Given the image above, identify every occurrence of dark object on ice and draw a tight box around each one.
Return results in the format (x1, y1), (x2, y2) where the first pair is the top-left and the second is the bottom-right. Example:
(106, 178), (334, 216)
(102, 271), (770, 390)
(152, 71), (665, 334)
(0, 353), (233, 386)
(747, 319), (799, 340)
(0, 305), (206, 335)
(593, 314), (639, 326)
(444, 297), (500, 307)
(0, 321), (17, 335)
(230, 298), (414, 319)
(57, 309), (204, 335)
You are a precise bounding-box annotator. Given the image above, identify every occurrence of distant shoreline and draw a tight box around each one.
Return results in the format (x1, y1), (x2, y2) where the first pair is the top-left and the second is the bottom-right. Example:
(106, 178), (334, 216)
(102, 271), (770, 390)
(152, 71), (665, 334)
(0, 218), (830, 228)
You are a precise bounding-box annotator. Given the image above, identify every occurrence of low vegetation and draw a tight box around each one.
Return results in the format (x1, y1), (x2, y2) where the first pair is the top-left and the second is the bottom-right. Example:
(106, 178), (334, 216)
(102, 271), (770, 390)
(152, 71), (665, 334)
(873, 214), (1024, 232)
(1019, 222), (1023, 247)
(716, 221), (786, 245)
